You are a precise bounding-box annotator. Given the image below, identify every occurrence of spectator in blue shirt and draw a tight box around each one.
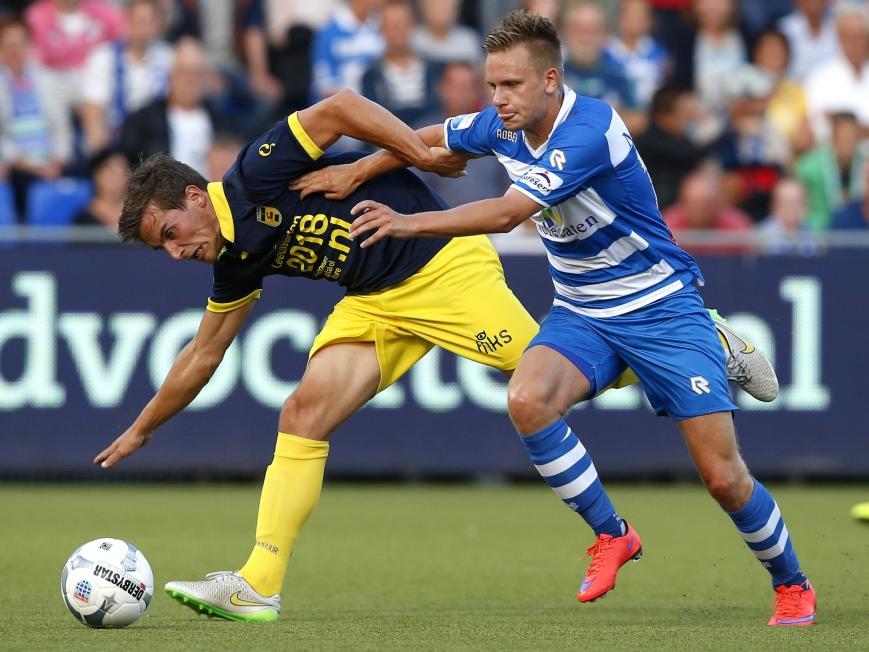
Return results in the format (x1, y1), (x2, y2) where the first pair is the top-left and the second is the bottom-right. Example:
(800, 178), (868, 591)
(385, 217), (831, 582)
(311, 0), (384, 102)
(562, 2), (646, 134)
(606, 0), (670, 109)
(830, 174), (869, 230)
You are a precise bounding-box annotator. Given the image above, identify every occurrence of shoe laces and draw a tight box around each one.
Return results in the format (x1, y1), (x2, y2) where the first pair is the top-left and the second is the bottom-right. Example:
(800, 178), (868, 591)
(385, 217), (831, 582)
(726, 354), (749, 383)
(772, 585), (806, 618)
(204, 571), (236, 582)
(585, 535), (616, 575)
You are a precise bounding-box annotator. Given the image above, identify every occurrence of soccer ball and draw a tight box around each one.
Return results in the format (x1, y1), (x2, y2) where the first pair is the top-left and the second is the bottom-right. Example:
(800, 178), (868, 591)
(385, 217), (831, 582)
(61, 538), (154, 628)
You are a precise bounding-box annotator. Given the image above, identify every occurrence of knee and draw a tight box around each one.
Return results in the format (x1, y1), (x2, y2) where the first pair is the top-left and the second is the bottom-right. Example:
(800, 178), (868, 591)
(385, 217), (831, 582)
(279, 392), (327, 440)
(702, 464), (753, 511)
(507, 381), (555, 435)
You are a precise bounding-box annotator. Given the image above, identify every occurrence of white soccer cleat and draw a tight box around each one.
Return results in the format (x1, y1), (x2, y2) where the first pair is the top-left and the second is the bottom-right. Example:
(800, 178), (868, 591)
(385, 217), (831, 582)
(711, 311), (779, 402)
(165, 571), (280, 622)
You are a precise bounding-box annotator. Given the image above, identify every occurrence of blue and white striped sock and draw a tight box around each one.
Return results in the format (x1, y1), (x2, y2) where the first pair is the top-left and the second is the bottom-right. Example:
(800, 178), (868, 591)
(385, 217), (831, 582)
(520, 419), (623, 537)
(727, 479), (806, 586)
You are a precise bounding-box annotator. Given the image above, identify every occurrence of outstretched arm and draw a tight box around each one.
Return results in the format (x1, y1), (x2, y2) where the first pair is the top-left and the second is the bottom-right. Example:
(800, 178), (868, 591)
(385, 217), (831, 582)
(349, 188), (543, 247)
(94, 302), (255, 468)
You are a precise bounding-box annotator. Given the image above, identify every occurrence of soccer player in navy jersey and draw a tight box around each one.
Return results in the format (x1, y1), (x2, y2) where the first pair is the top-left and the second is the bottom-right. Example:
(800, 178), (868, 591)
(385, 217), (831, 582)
(95, 85), (779, 622)
(297, 10), (815, 626)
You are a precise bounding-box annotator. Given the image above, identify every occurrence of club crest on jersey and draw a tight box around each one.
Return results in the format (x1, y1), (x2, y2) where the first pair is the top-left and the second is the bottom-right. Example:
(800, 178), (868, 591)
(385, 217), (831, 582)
(519, 166), (563, 196)
(256, 206), (283, 228)
(449, 112), (478, 130)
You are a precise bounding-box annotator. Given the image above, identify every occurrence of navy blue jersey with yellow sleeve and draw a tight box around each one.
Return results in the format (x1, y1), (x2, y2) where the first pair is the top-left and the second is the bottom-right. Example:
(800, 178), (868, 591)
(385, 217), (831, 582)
(206, 113), (451, 312)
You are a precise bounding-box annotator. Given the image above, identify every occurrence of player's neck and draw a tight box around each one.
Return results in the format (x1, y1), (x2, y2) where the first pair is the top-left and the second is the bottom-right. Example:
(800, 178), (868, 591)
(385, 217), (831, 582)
(523, 88), (565, 150)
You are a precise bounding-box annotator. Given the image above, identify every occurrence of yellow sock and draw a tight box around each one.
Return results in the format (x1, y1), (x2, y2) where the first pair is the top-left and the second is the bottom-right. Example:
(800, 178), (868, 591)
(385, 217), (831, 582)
(237, 432), (329, 596)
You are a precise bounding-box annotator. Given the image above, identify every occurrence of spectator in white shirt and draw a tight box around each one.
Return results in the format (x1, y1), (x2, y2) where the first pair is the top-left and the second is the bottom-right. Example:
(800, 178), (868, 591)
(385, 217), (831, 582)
(805, 3), (869, 142)
(80, 0), (172, 154)
(777, 0), (839, 82)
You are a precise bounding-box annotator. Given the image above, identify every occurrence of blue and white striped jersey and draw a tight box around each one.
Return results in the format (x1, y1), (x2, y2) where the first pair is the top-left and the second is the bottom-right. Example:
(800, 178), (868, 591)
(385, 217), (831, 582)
(444, 87), (703, 318)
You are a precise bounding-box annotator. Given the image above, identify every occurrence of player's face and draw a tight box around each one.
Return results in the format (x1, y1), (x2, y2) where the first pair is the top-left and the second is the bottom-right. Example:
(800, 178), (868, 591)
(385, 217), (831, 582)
(138, 186), (224, 264)
(485, 45), (555, 133)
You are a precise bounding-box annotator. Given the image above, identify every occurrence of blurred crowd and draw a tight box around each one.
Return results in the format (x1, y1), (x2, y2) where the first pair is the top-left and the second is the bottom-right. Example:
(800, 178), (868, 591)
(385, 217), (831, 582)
(1, 0), (869, 254)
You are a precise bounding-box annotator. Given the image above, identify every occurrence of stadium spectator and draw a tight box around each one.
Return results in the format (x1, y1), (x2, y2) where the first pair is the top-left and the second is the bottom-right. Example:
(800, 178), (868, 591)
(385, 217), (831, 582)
(690, 0), (748, 114)
(663, 168), (754, 254)
(804, 3), (869, 143)
(758, 177), (818, 255)
(635, 85), (713, 210)
(729, 29), (813, 158)
(259, 0), (336, 114)
(606, 0), (670, 109)
(0, 15), (73, 219)
(165, 1), (283, 140)
(778, 0), (839, 82)
(25, 0), (125, 125)
(119, 38), (222, 176)
(310, 0), (384, 101)
(562, 2), (645, 134)
(411, 0), (481, 65)
(72, 147), (128, 231)
(718, 32), (798, 221)
(361, 0), (440, 127)
(206, 134), (244, 181)
(830, 158), (869, 230)
(412, 61), (511, 208)
(795, 111), (869, 231)
(523, 0), (562, 27)
(80, 0), (173, 154)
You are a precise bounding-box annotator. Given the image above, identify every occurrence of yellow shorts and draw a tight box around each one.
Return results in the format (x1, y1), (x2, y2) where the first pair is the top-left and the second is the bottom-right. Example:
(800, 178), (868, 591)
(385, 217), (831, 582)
(309, 235), (540, 392)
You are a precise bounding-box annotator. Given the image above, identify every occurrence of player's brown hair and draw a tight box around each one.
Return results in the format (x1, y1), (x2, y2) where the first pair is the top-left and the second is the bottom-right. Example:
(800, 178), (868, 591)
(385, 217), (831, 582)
(482, 9), (563, 74)
(119, 154), (208, 244)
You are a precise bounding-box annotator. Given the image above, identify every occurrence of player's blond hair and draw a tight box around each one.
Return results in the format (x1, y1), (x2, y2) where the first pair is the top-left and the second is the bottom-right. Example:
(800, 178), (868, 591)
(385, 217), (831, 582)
(483, 9), (563, 74)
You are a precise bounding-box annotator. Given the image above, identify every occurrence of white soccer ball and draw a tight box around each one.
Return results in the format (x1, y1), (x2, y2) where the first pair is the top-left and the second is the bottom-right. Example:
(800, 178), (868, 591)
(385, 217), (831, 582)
(61, 538), (154, 628)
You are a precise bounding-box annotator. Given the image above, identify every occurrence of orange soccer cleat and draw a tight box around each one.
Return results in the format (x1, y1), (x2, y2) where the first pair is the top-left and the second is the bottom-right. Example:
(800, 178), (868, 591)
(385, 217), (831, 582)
(768, 581), (816, 626)
(577, 522), (643, 603)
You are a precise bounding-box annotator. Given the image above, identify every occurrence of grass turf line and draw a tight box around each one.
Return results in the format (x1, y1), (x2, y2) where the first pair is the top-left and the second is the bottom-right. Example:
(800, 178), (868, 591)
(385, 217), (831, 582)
(1, 484), (867, 650)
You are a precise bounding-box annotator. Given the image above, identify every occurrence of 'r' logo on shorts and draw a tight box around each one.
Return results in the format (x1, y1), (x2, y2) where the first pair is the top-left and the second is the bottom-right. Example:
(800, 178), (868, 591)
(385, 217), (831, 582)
(690, 376), (710, 395)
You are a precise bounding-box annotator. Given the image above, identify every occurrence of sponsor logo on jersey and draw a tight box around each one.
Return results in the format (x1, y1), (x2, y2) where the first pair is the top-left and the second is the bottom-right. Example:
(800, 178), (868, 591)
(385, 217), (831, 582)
(549, 149), (566, 170)
(496, 128), (518, 143)
(256, 206), (283, 228)
(474, 329), (513, 355)
(519, 166), (563, 196)
(449, 112), (479, 130)
(258, 142), (276, 157)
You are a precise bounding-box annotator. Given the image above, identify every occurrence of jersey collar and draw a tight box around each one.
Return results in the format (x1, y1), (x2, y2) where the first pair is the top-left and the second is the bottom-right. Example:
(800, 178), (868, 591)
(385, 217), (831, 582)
(523, 85), (576, 159)
(207, 182), (235, 243)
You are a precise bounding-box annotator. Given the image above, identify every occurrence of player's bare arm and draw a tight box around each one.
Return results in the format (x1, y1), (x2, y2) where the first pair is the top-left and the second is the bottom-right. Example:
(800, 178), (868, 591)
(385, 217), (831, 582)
(349, 188), (542, 248)
(290, 124), (469, 200)
(296, 90), (440, 171)
(94, 303), (255, 468)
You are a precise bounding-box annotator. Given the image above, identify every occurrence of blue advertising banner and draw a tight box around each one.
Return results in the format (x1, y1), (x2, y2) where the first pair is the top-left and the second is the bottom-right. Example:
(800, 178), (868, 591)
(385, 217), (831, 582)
(0, 245), (866, 478)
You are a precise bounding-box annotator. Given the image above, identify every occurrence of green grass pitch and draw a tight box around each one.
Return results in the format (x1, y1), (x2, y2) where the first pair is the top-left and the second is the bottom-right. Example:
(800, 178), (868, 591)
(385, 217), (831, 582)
(1, 483), (868, 650)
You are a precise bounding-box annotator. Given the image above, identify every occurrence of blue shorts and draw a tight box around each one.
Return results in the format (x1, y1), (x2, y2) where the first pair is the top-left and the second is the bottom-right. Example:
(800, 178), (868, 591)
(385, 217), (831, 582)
(528, 289), (737, 420)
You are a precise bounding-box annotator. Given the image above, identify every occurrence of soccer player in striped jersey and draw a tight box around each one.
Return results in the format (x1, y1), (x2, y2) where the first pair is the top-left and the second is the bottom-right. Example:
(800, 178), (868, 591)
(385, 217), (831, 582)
(320, 10), (815, 626)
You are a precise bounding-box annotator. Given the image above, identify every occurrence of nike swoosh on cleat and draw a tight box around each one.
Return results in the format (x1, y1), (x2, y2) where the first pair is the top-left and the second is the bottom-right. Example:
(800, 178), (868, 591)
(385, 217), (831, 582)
(229, 591), (272, 608)
(580, 579), (592, 592)
(626, 536), (636, 553)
